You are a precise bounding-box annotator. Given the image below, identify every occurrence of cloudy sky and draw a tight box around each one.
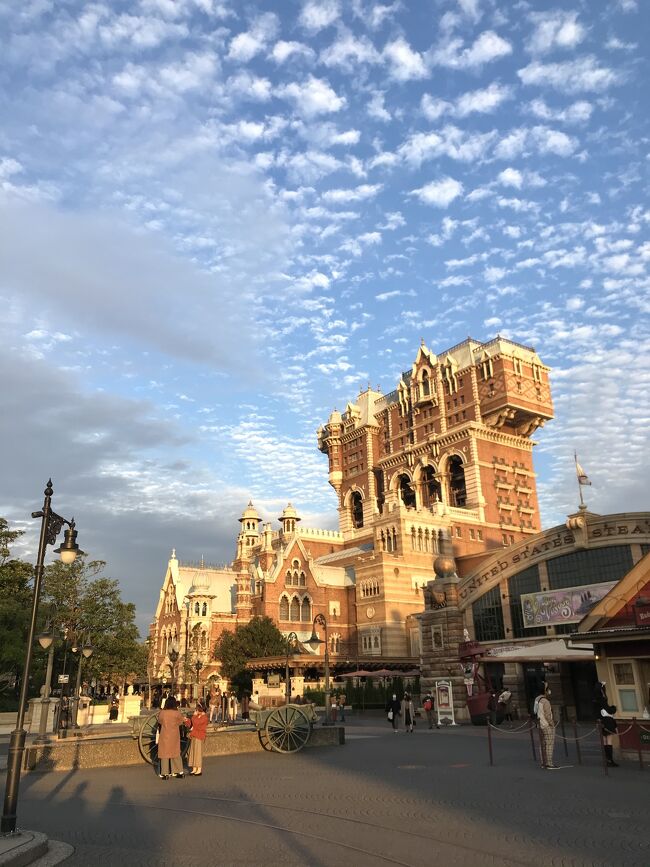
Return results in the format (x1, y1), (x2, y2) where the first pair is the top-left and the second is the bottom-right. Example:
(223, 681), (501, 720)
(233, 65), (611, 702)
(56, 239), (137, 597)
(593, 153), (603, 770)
(1, 0), (648, 631)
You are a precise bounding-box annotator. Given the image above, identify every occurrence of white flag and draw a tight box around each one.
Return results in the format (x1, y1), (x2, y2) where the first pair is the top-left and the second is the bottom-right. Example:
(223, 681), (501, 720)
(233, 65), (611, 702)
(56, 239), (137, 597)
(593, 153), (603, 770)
(576, 460), (591, 486)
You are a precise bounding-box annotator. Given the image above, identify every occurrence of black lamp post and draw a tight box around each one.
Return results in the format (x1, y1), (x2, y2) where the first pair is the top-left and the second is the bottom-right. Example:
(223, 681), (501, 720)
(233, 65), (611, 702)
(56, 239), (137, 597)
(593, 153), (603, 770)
(194, 659), (203, 699)
(1, 480), (83, 834)
(169, 646), (180, 695)
(35, 618), (57, 743)
(306, 614), (331, 725)
(284, 632), (299, 705)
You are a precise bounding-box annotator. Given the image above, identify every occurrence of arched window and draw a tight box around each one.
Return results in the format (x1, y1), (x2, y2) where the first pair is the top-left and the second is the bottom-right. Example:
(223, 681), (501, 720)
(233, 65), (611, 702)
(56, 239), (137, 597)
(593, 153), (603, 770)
(202, 602), (207, 616)
(330, 634), (340, 653)
(398, 474), (416, 508)
(301, 596), (311, 622)
(194, 602), (199, 614)
(279, 595), (289, 621)
(421, 369), (430, 396)
(449, 455), (467, 507)
(422, 466), (442, 508)
(351, 491), (364, 529)
(286, 569), (292, 586)
(299, 571), (306, 587)
(290, 597), (301, 621)
(417, 528), (423, 551)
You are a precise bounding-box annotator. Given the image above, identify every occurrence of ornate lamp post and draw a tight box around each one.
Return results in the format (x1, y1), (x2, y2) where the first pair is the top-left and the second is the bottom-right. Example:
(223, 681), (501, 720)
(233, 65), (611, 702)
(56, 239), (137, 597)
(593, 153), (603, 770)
(35, 618), (58, 743)
(1, 480), (83, 834)
(169, 645), (180, 695)
(306, 614), (331, 726)
(284, 632), (299, 705)
(194, 659), (203, 699)
(70, 636), (94, 729)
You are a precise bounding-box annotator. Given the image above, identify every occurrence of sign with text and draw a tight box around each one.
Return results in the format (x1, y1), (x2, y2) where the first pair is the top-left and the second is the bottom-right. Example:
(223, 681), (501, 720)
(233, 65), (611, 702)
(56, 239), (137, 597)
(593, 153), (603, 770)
(57, 674), (70, 684)
(634, 602), (650, 628)
(435, 679), (457, 726)
(521, 581), (616, 628)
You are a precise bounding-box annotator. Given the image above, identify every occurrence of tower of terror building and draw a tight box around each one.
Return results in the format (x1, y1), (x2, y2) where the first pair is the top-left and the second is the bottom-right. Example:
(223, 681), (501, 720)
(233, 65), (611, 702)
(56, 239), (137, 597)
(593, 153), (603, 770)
(150, 335), (554, 686)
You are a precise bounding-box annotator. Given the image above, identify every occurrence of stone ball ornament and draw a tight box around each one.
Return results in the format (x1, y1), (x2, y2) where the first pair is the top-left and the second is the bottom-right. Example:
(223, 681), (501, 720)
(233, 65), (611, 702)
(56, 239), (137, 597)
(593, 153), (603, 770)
(433, 555), (456, 579)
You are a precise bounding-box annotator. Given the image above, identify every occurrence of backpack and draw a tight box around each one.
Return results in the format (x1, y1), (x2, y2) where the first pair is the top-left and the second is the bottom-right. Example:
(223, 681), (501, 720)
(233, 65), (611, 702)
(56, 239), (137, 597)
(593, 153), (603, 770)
(423, 698), (433, 711)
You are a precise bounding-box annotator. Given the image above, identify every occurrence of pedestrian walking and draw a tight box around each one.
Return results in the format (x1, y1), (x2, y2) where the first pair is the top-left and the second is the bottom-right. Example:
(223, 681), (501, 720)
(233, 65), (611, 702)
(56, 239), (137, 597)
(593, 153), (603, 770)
(208, 686), (219, 723)
(386, 694), (401, 732)
(534, 683), (556, 769)
(497, 688), (513, 723)
(422, 692), (439, 729)
(221, 690), (229, 724)
(337, 693), (346, 722)
(593, 681), (619, 767)
(157, 696), (185, 779)
(403, 692), (415, 733)
(185, 700), (208, 776)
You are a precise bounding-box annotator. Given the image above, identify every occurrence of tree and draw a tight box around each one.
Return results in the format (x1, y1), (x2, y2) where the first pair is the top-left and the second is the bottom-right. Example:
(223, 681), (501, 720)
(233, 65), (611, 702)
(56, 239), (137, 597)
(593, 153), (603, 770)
(0, 519), (34, 699)
(213, 617), (286, 684)
(41, 557), (147, 690)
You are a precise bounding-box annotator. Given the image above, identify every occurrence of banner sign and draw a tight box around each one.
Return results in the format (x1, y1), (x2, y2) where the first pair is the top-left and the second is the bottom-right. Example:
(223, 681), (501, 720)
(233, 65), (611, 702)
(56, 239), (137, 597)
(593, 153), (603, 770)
(521, 581), (616, 628)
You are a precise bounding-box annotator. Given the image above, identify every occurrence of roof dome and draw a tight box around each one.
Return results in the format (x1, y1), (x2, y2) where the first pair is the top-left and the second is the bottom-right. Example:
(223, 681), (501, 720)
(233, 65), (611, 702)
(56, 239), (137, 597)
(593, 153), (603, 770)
(239, 500), (260, 524)
(279, 503), (301, 523)
(328, 409), (342, 425)
(188, 568), (210, 594)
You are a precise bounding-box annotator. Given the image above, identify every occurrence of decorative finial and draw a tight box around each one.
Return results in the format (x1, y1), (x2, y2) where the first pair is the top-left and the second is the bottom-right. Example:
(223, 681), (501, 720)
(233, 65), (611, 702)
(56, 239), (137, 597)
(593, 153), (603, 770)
(171, 548), (176, 559)
(200, 554), (204, 568)
(420, 337), (425, 346)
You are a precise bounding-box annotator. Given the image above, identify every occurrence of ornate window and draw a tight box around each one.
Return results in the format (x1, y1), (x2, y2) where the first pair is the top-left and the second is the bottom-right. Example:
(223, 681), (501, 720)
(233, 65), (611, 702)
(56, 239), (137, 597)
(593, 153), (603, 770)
(202, 602), (207, 617)
(421, 465), (442, 508)
(329, 634), (341, 653)
(290, 596), (301, 621)
(279, 595), (289, 621)
(448, 455), (467, 507)
(194, 602), (200, 614)
(351, 491), (364, 529)
(301, 596), (312, 622)
(398, 474), (416, 509)
(421, 369), (430, 396)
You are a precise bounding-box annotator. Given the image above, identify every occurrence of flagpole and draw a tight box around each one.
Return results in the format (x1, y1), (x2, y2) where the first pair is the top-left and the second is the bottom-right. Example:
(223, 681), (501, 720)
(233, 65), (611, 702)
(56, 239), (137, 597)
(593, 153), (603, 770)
(574, 452), (585, 509)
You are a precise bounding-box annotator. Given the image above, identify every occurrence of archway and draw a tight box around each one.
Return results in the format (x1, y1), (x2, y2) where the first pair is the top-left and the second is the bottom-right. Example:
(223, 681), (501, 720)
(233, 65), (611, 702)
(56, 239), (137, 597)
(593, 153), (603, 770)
(350, 490), (364, 529)
(448, 455), (467, 507)
(398, 474), (416, 509)
(421, 465), (442, 508)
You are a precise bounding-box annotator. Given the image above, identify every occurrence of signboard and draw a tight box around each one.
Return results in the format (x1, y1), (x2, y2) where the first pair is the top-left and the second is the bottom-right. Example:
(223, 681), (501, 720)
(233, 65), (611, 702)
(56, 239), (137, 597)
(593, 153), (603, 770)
(435, 679), (457, 726)
(57, 674), (70, 684)
(521, 581), (616, 628)
(267, 674), (280, 688)
(634, 603), (650, 628)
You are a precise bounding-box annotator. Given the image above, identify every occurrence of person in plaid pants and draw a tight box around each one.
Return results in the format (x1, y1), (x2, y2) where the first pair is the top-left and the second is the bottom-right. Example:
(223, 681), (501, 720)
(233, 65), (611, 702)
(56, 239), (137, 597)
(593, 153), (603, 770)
(534, 683), (556, 769)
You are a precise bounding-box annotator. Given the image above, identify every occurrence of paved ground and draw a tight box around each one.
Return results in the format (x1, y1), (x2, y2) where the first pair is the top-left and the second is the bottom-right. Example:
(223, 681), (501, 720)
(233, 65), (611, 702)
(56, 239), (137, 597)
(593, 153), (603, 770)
(6, 716), (650, 867)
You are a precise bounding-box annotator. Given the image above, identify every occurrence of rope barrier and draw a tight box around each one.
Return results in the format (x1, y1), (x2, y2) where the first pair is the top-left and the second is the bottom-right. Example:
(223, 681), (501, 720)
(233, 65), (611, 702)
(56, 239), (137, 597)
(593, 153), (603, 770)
(487, 721), (532, 734)
(635, 722), (650, 734)
(555, 727), (597, 742)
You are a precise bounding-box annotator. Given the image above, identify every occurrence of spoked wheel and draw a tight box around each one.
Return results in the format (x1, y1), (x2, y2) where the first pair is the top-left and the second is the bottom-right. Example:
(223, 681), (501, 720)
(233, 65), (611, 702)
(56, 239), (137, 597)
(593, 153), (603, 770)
(137, 713), (191, 765)
(264, 705), (311, 753)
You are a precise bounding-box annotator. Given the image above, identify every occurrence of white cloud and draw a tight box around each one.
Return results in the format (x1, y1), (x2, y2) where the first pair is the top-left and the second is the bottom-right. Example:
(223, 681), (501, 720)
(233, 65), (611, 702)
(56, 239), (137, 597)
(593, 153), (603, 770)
(518, 56), (621, 93)
(320, 30), (381, 69)
(278, 76), (346, 117)
(422, 83), (511, 120)
(457, 0), (481, 22)
(323, 184), (382, 203)
(493, 126), (577, 159)
(271, 40), (315, 64)
(227, 72), (272, 101)
(328, 129), (361, 146)
(227, 13), (278, 62)
(526, 11), (586, 55)
(411, 177), (464, 208)
(398, 126), (496, 166)
(485, 266), (506, 282)
(367, 91), (391, 121)
(430, 30), (512, 70)
(383, 37), (428, 81)
(299, 0), (340, 33)
(528, 98), (593, 124)
(497, 167), (523, 188)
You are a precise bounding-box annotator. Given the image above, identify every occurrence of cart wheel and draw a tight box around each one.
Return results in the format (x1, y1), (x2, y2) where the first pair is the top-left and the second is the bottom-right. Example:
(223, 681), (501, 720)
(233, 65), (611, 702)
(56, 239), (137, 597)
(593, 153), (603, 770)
(138, 713), (191, 765)
(264, 705), (311, 753)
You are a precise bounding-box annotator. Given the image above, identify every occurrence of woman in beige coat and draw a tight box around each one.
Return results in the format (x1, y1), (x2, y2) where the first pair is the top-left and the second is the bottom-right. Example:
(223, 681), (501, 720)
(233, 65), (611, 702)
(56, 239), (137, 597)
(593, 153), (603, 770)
(157, 696), (185, 779)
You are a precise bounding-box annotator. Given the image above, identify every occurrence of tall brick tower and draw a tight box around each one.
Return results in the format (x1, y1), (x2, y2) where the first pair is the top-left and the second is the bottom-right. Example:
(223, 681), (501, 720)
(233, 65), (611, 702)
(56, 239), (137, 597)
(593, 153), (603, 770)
(317, 336), (554, 560)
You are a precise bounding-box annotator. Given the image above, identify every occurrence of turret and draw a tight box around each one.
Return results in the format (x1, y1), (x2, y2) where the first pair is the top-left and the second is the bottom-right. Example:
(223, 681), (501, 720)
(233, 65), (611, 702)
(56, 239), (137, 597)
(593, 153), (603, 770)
(279, 503), (300, 536)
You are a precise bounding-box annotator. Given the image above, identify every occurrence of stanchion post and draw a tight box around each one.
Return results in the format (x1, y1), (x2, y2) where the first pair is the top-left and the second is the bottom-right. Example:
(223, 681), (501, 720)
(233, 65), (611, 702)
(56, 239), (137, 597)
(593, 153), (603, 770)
(597, 722), (608, 777)
(528, 715), (537, 763)
(633, 719), (643, 771)
(572, 717), (582, 765)
(487, 721), (494, 766)
(537, 723), (548, 768)
(560, 710), (569, 758)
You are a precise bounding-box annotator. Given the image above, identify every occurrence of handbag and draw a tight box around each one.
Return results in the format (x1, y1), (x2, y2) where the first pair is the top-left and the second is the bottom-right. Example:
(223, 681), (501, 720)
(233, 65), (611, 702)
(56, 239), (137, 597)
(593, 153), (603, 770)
(387, 710), (394, 720)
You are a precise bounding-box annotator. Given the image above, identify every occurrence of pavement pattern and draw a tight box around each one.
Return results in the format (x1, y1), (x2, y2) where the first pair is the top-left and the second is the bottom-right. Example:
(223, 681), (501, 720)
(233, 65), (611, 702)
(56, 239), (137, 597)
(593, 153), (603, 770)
(8, 717), (650, 867)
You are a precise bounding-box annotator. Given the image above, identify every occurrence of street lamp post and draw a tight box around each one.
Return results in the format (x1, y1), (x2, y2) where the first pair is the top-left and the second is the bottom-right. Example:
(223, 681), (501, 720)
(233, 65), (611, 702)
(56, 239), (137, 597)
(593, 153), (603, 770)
(35, 621), (57, 743)
(169, 646), (180, 696)
(70, 636), (94, 730)
(306, 614), (331, 726)
(284, 632), (299, 705)
(1, 480), (83, 834)
(194, 659), (203, 699)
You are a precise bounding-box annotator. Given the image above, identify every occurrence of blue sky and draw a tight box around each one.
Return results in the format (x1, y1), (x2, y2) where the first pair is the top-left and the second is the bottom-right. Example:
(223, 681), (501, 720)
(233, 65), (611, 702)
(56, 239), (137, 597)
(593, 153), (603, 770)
(1, 0), (648, 630)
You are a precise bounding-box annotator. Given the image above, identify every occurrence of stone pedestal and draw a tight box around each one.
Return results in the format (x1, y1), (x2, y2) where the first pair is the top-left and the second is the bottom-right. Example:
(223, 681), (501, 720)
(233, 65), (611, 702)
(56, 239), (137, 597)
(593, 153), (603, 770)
(27, 698), (59, 734)
(119, 694), (142, 722)
(290, 675), (305, 697)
